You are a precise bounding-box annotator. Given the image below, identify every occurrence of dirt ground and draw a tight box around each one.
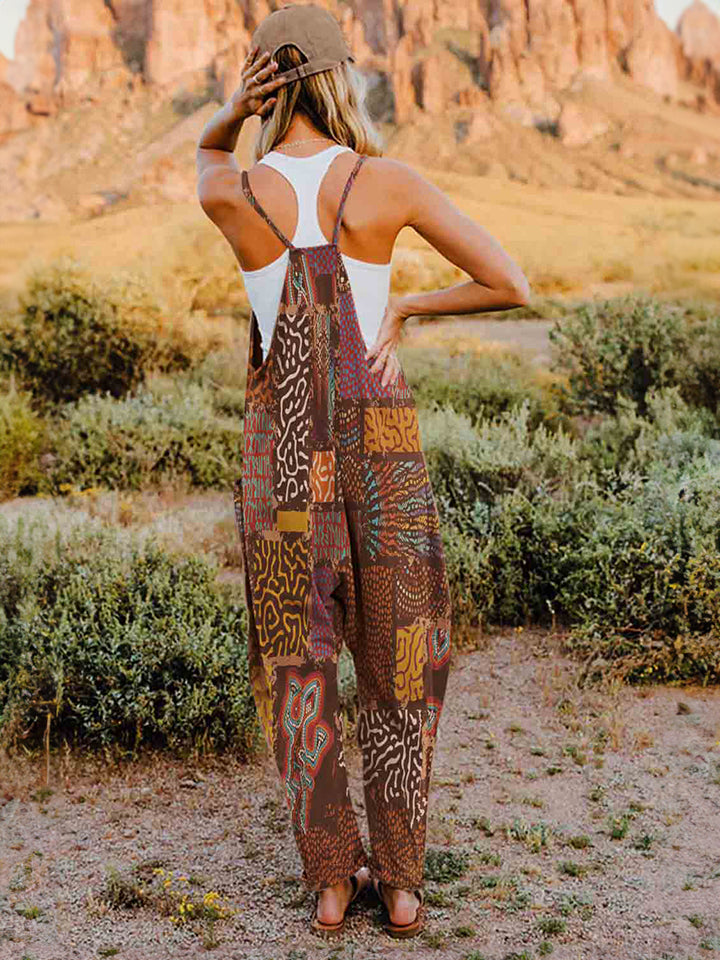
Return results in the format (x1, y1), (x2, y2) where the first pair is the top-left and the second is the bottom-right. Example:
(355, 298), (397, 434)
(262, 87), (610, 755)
(1, 629), (719, 960)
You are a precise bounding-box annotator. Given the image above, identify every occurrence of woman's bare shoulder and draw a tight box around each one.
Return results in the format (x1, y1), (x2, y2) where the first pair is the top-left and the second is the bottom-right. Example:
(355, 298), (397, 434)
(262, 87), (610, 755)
(361, 155), (427, 186)
(358, 156), (443, 229)
(359, 157), (433, 212)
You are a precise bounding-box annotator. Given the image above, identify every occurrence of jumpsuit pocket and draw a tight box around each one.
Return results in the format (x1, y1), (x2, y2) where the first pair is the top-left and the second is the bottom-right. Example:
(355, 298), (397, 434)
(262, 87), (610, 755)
(390, 354), (415, 405)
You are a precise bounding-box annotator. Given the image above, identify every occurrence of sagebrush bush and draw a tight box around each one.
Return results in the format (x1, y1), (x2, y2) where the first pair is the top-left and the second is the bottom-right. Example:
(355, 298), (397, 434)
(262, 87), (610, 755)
(418, 385), (720, 683)
(0, 519), (258, 757)
(673, 299), (720, 414)
(549, 293), (720, 416)
(0, 385), (44, 499)
(579, 387), (720, 478)
(420, 403), (591, 631)
(402, 347), (559, 428)
(560, 465), (720, 684)
(2, 285), (716, 696)
(437, 460), (720, 683)
(420, 402), (586, 512)
(439, 488), (587, 630)
(149, 347), (248, 420)
(0, 258), (208, 408)
(439, 511), (494, 640)
(46, 383), (243, 492)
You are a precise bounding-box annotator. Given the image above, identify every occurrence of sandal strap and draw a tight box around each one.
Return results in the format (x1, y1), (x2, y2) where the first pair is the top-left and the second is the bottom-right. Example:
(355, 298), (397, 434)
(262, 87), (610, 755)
(348, 872), (359, 902)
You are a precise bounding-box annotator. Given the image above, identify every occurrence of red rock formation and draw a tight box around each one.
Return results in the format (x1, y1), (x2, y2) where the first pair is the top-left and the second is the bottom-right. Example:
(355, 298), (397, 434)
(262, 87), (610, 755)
(677, 0), (720, 67)
(108, 0), (153, 74)
(5, 0), (129, 101)
(0, 46), (27, 135)
(1, 0), (718, 129)
(676, 0), (720, 111)
(5, 0), (57, 95)
(623, 16), (682, 98)
(0, 83), (29, 136)
(144, 0), (248, 92)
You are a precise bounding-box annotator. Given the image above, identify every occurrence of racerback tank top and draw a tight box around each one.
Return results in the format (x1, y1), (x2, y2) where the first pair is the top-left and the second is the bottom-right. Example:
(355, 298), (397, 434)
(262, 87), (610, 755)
(240, 144), (392, 358)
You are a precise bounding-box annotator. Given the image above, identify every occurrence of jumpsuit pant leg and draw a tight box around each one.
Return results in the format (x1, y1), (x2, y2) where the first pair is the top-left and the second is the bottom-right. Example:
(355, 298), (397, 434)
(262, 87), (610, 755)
(236, 480), (370, 893)
(336, 415), (453, 891)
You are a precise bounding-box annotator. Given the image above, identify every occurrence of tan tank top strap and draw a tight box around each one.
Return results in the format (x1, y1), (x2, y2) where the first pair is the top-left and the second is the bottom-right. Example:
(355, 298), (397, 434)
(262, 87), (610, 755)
(241, 169), (295, 250)
(332, 155), (367, 247)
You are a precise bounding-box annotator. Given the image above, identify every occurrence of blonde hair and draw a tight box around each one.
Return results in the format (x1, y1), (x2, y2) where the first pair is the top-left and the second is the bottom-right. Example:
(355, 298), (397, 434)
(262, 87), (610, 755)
(254, 44), (384, 161)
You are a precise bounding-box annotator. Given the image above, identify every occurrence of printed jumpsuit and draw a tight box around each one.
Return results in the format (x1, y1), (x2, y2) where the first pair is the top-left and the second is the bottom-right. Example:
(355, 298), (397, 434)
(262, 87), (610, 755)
(233, 155), (453, 892)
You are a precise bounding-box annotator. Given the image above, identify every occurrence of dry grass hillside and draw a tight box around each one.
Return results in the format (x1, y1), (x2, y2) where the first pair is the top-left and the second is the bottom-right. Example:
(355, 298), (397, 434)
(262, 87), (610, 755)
(1, 72), (720, 354)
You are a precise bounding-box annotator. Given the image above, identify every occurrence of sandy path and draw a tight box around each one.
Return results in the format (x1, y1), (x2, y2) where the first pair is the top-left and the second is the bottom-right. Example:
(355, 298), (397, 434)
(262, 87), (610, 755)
(1, 629), (719, 960)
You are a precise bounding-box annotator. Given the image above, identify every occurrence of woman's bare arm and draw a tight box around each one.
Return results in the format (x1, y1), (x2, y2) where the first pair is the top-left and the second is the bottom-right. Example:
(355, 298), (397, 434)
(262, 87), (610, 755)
(396, 160), (531, 313)
(366, 160), (532, 386)
(195, 49), (286, 215)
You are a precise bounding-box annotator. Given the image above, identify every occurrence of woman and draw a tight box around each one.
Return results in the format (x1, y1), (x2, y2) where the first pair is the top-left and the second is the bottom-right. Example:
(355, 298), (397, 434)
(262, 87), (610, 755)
(196, 3), (530, 941)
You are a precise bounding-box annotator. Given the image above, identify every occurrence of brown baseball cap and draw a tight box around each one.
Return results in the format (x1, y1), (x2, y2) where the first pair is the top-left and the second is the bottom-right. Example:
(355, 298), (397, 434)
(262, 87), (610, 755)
(252, 4), (354, 85)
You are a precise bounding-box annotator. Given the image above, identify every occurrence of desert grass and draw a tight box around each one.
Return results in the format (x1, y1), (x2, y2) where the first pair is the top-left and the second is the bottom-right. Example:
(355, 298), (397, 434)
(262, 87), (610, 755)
(2, 161), (720, 340)
(0, 487), (240, 575)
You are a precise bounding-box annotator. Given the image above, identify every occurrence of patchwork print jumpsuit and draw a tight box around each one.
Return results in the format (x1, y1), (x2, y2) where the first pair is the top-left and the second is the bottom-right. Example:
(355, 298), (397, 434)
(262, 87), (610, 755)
(233, 155), (453, 892)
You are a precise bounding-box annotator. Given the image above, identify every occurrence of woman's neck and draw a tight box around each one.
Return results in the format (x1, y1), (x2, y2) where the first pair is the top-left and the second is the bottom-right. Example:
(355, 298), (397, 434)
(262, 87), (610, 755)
(274, 116), (336, 154)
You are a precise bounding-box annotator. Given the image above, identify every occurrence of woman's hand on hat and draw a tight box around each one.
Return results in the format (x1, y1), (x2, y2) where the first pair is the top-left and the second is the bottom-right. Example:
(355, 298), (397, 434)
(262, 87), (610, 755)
(232, 47), (287, 121)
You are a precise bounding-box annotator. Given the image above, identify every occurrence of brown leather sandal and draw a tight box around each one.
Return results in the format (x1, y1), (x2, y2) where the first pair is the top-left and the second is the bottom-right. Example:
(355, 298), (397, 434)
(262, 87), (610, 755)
(310, 870), (367, 939)
(373, 878), (425, 939)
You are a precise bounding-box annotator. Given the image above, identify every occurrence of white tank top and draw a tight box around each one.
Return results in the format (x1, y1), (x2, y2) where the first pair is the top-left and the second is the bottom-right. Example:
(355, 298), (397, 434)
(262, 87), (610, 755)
(240, 145), (392, 358)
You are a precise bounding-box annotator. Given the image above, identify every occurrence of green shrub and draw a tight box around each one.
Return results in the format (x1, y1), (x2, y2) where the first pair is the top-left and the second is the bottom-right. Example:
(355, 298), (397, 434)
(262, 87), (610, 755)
(451, 487), (594, 628)
(673, 299), (720, 414)
(434, 438), (720, 684)
(419, 403), (592, 631)
(3, 285), (718, 695)
(0, 386), (44, 498)
(0, 518), (258, 757)
(420, 402), (587, 512)
(150, 348), (248, 419)
(421, 404), (495, 512)
(579, 387), (720, 479)
(46, 383), (243, 492)
(0, 258), (197, 408)
(440, 515), (494, 640)
(402, 347), (559, 428)
(564, 465), (720, 685)
(549, 293), (720, 416)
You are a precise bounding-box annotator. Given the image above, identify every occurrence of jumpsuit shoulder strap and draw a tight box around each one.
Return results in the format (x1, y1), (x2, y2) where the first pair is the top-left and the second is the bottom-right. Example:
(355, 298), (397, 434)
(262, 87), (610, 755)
(332, 155), (367, 247)
(241, 169), (295, 250)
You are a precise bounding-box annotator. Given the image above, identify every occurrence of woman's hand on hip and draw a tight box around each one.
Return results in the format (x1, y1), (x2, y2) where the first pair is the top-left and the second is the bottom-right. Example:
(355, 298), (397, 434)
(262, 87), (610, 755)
(366, 295), (411, 388)
(231, 47), (287, 121)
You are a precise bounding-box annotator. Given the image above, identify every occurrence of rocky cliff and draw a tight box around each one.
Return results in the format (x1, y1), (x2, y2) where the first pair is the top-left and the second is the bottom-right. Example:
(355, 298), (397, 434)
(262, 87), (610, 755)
(3, 0), (720, 137)
(677, 0), (720, 108)
(2, 0), (720, 221)
(678, 0), (720, 65)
